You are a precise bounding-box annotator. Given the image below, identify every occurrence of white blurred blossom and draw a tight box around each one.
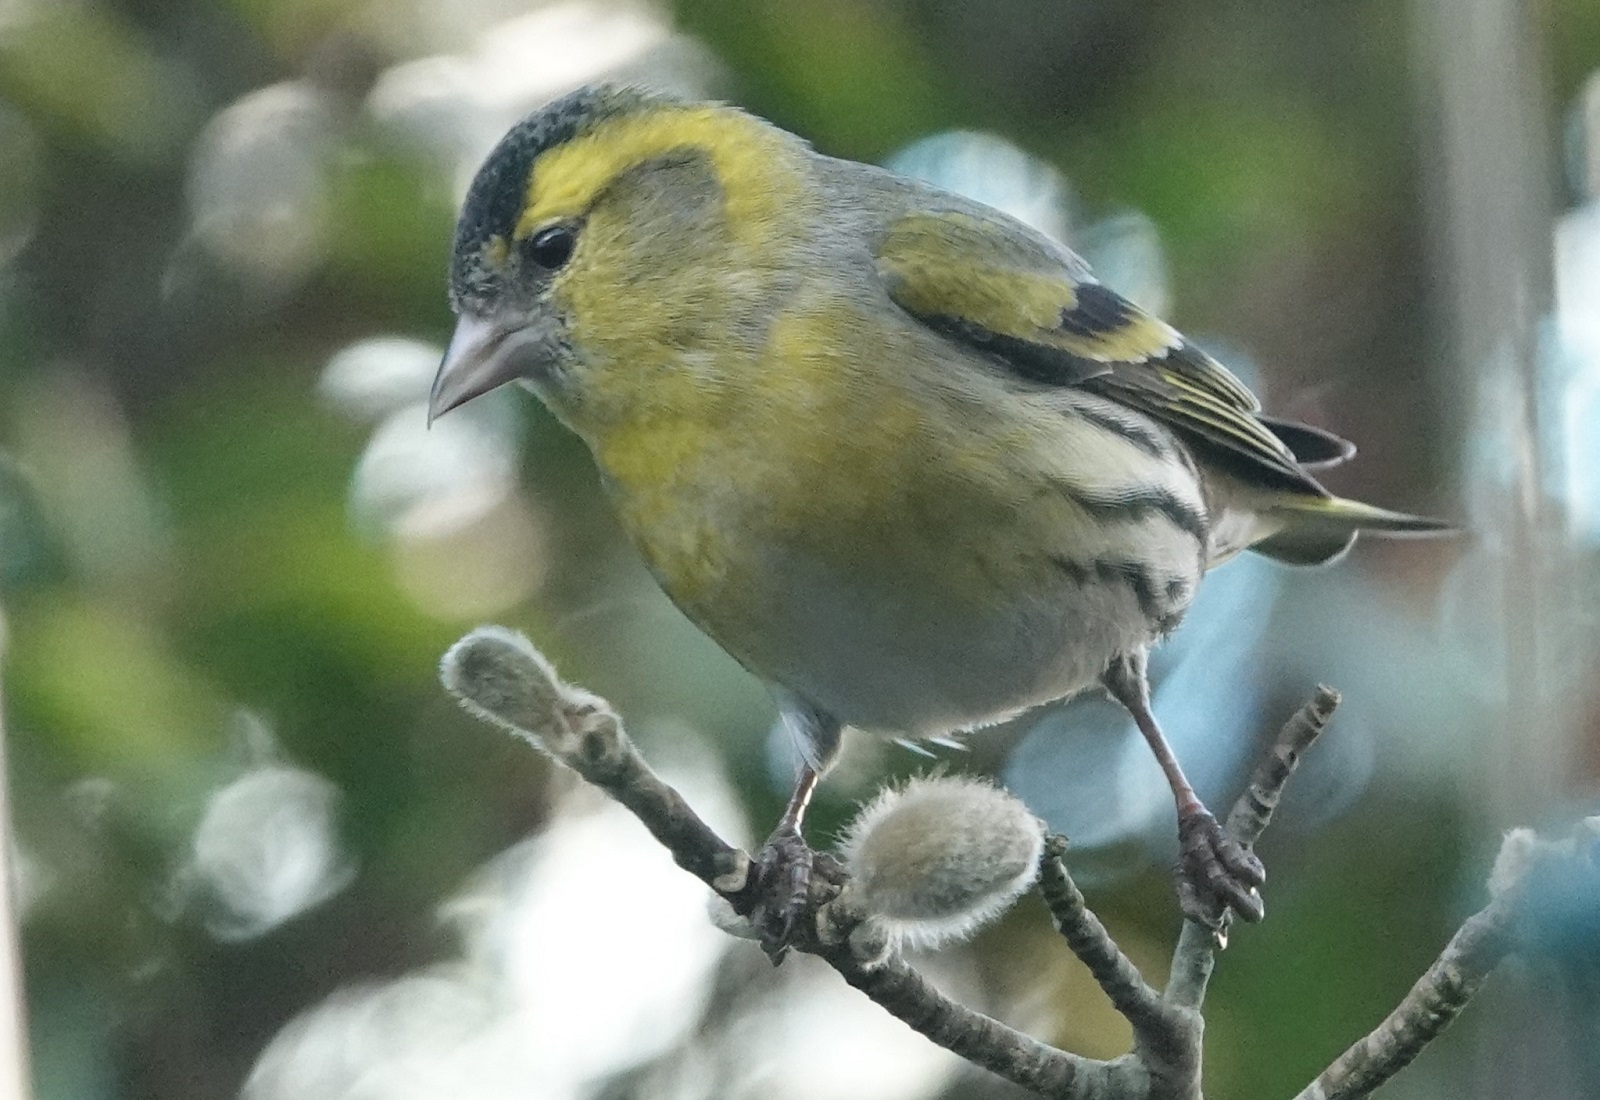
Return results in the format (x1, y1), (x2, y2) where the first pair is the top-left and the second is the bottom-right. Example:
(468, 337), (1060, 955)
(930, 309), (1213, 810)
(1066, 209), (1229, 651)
(9, 370), (170, 584)
(886, 130), (1170, 312)
(186, 81), (338, 290)
(1073, 210), (1172, 317)
(322, 336), (547, 617)
(352, 405), (519, 534)
(243, 971), (501, 1100)
(888, 130), (1071, 241)
(719, 961), (963, 1100)
(369, 0), (710, 201)
(182, 762), (355, 942)
(246, 756), (743, 1100)
(320, 337), (445, 422)
(1553, 202), (1600, 543)
(326, 335), (525, 540)
(9, 841), (52, 920)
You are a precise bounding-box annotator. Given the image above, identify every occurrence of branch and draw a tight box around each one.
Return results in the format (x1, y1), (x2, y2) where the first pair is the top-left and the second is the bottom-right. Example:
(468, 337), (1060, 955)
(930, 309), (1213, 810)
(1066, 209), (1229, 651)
(440, 627), (1115, 1098)
(439, 627), (1579, 1100)
(1166, 687), (1340, 1011)
(1292, 825), (1589, 1100)
(1039, 836), (1196, 1089)
(1034, 692), (1338, 1098)
(823, 947), (1127, 1099)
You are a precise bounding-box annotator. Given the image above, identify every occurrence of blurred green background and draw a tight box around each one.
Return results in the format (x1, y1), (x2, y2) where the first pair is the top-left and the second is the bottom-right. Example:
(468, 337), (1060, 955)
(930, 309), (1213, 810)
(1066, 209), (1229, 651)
(2, 1), (1599, 1098)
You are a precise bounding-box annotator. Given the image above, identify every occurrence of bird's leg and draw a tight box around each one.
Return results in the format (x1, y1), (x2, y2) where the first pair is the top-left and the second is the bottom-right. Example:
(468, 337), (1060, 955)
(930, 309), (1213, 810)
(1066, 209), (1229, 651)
(1102, 652), (1266, 928)
(750, 699), (842, 961)
(753, 765), (819, 948)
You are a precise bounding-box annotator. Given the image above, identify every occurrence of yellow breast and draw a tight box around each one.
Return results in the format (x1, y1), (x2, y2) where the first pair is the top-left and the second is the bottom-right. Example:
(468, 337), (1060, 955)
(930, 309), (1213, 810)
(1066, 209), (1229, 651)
(585, 293), (1058, 645)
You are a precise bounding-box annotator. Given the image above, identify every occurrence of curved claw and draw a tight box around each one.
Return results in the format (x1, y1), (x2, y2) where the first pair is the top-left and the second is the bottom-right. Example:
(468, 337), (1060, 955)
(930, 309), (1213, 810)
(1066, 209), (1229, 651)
(1175, 808), (1266, 928)
(751, 827), (816, 962)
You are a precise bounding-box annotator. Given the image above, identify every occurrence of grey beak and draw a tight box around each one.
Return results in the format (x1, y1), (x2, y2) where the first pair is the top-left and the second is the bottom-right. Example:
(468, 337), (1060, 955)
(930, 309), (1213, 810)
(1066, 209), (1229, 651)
(428, 314), (524, 424)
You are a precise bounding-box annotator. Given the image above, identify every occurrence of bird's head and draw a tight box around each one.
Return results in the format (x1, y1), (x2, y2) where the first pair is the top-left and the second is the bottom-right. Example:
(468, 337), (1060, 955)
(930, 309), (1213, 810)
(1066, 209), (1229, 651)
(429, 84), (810, 431)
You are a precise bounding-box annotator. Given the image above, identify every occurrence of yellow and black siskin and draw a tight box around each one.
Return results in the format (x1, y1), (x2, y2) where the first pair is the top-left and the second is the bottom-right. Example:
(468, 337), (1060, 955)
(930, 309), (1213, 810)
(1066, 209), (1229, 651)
(429, 85), (1449, 951)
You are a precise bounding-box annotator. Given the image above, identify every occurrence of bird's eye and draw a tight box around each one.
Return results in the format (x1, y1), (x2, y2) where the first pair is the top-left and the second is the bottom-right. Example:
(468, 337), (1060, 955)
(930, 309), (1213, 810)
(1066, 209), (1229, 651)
(525, 224), (576, 270)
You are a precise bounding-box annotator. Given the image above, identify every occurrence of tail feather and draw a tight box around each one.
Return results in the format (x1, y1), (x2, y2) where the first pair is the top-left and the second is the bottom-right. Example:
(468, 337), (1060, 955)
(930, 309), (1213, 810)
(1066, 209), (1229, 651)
(1252, 496), (1454, 566)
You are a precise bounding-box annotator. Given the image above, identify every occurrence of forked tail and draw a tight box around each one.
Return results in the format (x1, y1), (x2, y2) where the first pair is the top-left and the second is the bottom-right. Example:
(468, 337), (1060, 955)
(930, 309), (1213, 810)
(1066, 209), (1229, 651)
(1252, 495), (1454, 566)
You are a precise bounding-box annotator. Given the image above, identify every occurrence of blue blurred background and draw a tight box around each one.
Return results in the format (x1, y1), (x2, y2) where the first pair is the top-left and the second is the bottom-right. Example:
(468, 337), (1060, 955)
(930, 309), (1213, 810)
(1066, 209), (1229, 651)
(1, 1), (1598, 1097)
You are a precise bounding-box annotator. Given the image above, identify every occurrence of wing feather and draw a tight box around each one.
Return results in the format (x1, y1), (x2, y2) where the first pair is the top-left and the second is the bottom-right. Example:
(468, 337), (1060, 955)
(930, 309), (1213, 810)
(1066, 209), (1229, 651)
(874, 211), (1177, 385)
(872, 207), (1324, 493)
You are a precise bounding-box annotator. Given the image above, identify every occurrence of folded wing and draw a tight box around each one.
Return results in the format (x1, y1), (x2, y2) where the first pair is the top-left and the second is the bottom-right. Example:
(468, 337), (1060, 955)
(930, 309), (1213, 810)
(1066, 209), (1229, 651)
(872, 207), (1344, 495)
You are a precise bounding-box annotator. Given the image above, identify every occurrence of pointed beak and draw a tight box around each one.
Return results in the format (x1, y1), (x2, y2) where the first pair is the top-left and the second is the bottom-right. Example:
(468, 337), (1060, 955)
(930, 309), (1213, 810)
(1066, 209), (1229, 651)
(428, 314), (524, 425)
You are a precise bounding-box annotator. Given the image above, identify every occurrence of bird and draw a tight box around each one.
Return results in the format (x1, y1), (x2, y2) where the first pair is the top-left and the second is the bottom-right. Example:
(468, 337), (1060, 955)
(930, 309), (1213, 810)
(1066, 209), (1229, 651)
(427, 84), (1448, 952)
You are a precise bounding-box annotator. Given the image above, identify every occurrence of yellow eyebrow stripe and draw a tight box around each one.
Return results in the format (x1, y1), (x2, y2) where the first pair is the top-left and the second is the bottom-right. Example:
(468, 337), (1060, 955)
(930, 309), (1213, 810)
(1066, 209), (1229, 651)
(514, 107), (805, 242)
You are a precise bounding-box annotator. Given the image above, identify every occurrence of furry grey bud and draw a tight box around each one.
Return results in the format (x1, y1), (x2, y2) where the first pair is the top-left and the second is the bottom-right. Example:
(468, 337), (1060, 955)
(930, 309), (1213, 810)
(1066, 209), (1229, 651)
(439, 626), (611, 758)
(837, 776), (1045, 951)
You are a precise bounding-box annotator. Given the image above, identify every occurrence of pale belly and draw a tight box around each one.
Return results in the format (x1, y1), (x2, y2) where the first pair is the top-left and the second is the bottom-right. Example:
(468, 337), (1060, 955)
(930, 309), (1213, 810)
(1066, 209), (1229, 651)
(733, 545), (1165, 736)
(611, 463), (1202, 738)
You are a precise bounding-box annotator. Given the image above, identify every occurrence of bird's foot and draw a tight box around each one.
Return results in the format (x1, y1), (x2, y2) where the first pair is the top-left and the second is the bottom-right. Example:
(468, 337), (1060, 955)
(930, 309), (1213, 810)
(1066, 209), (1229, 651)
(750, 824), (816, 962)
(1175, 806), (1266, 929)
